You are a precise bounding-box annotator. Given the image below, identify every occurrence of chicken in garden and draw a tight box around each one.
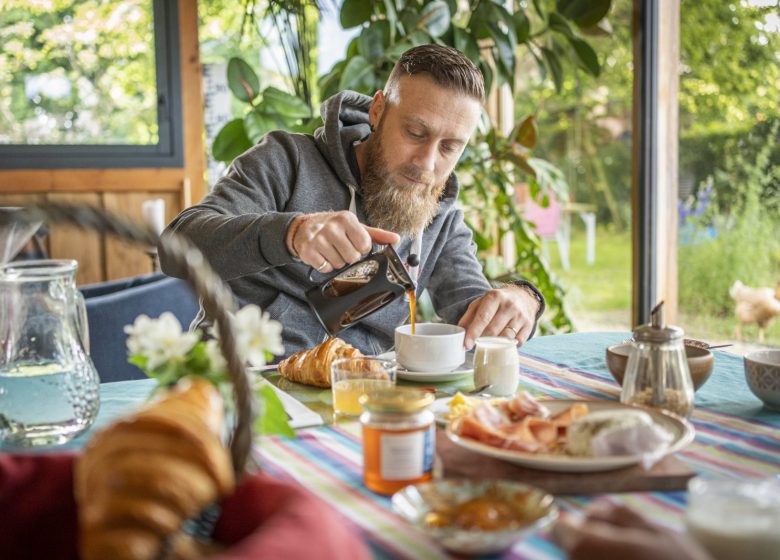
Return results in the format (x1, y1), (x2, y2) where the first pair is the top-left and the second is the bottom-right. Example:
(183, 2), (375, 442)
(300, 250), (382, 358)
(729, 280), (780, 342)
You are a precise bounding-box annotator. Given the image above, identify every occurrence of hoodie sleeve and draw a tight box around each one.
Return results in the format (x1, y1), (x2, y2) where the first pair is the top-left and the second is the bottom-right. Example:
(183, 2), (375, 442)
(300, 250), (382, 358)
(425, 208), (492, 324)
(159, 132), (302, 282)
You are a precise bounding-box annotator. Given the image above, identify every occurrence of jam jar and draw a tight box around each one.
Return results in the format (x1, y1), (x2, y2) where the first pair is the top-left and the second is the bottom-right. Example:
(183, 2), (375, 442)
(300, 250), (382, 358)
(359, 387), (435, 495)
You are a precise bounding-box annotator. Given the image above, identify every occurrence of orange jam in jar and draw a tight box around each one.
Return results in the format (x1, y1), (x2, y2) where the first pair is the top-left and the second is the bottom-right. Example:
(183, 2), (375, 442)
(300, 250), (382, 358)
(359, 387), (435, 496)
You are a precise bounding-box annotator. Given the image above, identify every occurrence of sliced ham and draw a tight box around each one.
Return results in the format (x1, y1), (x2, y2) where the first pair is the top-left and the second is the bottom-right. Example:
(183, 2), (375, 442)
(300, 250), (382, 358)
(453, 393), (590, 456)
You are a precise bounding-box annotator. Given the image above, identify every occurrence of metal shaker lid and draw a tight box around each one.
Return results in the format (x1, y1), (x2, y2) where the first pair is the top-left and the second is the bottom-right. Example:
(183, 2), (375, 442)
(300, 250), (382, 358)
(633, 301), (684, 343)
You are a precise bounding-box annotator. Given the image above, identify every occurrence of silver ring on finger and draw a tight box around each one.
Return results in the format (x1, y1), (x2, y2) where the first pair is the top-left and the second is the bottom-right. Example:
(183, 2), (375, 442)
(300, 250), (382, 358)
(317, 260), (328, 271)
(505, 325), (518, 338)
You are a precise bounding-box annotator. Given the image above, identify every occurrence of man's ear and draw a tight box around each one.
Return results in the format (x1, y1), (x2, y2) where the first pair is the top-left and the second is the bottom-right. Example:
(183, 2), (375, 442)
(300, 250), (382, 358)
(368, 90), (385, 129)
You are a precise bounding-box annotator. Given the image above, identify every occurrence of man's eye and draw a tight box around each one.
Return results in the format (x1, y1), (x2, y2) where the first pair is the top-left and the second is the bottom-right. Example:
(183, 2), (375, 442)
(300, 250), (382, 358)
(408, 130), (424, 139)
(441, 143), (457, 154)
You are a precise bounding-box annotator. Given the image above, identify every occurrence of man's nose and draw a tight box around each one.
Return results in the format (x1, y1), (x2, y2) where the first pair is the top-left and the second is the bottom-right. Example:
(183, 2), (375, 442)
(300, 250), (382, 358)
(411, 142), (437, 174)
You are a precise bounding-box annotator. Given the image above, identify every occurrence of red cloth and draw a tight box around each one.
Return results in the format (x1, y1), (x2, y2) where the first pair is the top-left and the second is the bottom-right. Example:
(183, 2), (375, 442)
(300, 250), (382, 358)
(0, 453), (80, 560)
(0, 454), (370, 560)
(214, 473), (371, 560)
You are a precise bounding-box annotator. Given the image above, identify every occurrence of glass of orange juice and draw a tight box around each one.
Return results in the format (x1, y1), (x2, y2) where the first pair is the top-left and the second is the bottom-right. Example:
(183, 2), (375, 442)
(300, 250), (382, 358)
(331, 357), (396, 417)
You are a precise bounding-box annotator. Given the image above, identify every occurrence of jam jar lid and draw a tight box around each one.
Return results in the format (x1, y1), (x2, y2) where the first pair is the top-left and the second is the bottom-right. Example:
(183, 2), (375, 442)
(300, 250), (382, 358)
(359, 387), (434, 414)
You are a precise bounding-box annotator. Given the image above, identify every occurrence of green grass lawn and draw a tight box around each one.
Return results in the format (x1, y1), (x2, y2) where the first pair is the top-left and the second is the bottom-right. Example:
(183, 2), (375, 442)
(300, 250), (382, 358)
(544, 224), (780, 346)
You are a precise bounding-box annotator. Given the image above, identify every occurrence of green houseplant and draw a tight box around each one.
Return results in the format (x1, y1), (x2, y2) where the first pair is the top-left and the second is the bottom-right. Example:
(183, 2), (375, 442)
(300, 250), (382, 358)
(212, 0), (613, 333)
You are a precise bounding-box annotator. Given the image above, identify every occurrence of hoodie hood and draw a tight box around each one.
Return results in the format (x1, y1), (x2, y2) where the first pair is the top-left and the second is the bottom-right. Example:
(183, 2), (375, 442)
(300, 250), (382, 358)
(313, 90), (372, 188)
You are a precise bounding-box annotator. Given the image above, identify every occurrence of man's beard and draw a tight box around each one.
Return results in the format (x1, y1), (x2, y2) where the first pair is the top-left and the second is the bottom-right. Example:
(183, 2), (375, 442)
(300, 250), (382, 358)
(361, 128), (447, 238)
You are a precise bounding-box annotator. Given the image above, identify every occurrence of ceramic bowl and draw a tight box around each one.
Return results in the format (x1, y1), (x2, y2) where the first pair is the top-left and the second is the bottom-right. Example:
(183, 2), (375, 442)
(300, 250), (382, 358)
(744, 349), (780, 410)
(391, 479), (557, 556)
(606, 343), (714, 391)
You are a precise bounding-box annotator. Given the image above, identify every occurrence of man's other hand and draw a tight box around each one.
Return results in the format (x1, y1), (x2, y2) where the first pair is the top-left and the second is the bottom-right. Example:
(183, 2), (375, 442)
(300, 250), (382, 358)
(457, 284), (540, 349)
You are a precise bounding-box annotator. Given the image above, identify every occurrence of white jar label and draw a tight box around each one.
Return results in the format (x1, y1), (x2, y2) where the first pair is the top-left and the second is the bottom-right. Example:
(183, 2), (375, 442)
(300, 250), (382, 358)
(379, 426), (434, 480)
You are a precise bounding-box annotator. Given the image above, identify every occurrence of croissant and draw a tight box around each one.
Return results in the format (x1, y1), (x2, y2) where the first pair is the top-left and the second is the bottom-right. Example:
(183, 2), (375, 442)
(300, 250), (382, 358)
(277, 337), (363, 387)
(75, 377), (235, 560)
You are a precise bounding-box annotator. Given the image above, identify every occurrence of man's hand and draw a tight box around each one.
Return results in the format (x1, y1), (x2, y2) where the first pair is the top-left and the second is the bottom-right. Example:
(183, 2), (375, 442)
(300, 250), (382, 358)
(553, 502), (713, 560)
(457, 285), (540, 349)
(286, 211), (400, 273)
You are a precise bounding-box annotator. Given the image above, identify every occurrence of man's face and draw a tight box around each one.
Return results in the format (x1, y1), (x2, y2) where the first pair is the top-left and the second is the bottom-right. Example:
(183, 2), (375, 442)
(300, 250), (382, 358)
(360, 74), (482, 237)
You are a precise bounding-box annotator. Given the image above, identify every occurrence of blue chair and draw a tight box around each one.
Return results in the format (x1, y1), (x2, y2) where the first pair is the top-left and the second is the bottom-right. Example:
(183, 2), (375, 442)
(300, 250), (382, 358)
(80, 273), (199, 383)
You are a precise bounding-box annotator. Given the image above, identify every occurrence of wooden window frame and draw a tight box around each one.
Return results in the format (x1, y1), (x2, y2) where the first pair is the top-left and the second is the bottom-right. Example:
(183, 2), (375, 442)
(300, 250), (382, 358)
(0, 0), (183, 170)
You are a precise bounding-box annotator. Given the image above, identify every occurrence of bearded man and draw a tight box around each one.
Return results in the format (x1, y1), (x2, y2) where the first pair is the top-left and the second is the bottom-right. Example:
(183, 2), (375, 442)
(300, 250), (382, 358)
(160, 44), (544, 357)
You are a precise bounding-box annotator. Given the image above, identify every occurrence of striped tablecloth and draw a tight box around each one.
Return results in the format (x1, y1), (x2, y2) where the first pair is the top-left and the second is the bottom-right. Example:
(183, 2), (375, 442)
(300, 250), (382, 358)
(253, 332), (780, 560)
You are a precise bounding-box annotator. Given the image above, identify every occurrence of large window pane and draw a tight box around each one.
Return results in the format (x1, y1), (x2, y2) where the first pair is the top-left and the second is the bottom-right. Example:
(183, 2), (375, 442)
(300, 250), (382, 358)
(677, 0), (780, 348)
(0, 0), (158, 146)
(514, 0), (633, 332)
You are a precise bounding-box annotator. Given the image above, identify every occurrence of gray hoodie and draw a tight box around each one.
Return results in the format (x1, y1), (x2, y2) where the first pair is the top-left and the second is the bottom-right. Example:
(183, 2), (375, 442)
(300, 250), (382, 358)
(160, 91), (491, 358)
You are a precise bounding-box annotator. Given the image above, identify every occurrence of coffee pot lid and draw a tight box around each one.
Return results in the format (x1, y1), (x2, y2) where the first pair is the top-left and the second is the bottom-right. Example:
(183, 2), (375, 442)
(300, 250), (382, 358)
(633, 301), (684, 343)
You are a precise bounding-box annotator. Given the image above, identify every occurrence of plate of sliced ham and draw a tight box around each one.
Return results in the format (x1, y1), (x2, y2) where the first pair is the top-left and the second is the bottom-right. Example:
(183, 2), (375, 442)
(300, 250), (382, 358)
(446, 393), (694, 472)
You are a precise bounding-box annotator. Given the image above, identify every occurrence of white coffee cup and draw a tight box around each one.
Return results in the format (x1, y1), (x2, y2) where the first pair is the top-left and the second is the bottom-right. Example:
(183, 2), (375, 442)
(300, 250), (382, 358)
(394, 323), (465, 372)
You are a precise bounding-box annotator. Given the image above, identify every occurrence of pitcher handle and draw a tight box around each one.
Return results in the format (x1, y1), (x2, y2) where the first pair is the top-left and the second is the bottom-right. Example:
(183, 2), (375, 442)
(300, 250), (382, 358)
(74, 291), (91, 354)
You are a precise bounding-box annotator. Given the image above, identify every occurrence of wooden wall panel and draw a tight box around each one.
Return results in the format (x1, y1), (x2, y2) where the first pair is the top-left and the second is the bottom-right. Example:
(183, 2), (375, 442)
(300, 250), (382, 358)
(46, 192), (104, 285)
(104, 193), (156, 280)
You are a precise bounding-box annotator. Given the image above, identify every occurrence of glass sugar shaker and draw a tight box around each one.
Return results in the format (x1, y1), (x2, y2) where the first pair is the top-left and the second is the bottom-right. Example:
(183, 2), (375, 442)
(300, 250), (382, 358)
(620, 301), (694, 417)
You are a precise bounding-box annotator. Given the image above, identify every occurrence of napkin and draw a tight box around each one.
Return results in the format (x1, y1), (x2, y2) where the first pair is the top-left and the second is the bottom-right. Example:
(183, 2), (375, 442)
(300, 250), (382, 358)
(0, 453), (369, 560)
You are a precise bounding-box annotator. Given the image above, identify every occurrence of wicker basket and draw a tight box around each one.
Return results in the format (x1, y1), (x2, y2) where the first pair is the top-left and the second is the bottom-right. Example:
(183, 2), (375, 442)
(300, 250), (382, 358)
(7, 202), (254, 477)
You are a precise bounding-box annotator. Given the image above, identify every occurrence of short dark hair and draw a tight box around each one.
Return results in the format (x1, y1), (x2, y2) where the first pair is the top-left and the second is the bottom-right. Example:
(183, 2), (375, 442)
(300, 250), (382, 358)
(385, 44), (485, 103)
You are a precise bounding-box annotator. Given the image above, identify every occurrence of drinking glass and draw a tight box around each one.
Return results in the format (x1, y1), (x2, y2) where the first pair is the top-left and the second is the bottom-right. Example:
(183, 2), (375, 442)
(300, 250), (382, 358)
(473, 336), (519, 397)
(331, 357), (396, 417)
(684, 476), (780, 560)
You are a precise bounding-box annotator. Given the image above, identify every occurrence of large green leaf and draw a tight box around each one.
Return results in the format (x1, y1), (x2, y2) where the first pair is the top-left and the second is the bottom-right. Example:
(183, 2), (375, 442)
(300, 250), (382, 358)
(338, 55), (375, 93)
(340, 0), (372, 29)
(408, 30), (431, 46)
(227, 57), (260, 104)
(513, 10), (530, 43)
(418, 1), (450, 38)
(568, 36), (600, 77)
(318, 60), (346, 100)
(261, 86), (311, 118)
(556, 0), (611, 28)
(359, 21), (388, 61)
(212, 118), (252, 163)
(244, 111), (276, 144)
(469, 1), (495, 40)
(488, 24), (515, 84)
(548, 12), (573, 37)
(541, 47), (563, 93)
(493, 3), (517, 47)
(453, 27), (481, 66)
(389, 40), (414, 59)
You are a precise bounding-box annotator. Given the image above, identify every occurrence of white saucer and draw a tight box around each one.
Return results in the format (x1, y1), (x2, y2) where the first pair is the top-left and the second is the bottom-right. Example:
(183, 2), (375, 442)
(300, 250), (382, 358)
(376, 352), (474, 382)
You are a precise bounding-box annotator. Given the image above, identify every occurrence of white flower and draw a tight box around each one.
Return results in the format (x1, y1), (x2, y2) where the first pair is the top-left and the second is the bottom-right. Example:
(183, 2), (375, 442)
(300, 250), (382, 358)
(124, 312), (199, 370)
(232, 305), (284, 367)
(204, 338), (228, 373)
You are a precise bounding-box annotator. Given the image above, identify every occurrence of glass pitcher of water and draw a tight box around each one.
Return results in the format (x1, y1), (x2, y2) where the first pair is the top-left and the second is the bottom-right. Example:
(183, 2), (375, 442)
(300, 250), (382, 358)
(0, 259), (100, 447)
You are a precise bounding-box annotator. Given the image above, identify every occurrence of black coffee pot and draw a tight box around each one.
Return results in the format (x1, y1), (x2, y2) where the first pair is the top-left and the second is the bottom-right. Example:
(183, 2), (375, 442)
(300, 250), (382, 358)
(305, 245), (417, 336)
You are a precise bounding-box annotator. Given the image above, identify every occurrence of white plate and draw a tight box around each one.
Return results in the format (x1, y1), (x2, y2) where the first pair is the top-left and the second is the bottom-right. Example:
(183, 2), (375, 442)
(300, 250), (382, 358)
(376, 351), (474, 382)
(445, 399), (695, 473)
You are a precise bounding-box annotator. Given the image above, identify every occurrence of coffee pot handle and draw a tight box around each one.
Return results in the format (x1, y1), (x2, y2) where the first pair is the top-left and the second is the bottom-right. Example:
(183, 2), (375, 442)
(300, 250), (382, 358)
(74, 291), (90, 354)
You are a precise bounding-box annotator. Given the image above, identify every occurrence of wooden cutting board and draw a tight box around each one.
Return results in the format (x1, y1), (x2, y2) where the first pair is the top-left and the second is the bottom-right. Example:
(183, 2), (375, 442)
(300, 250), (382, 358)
(436, 430), (694, 495)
